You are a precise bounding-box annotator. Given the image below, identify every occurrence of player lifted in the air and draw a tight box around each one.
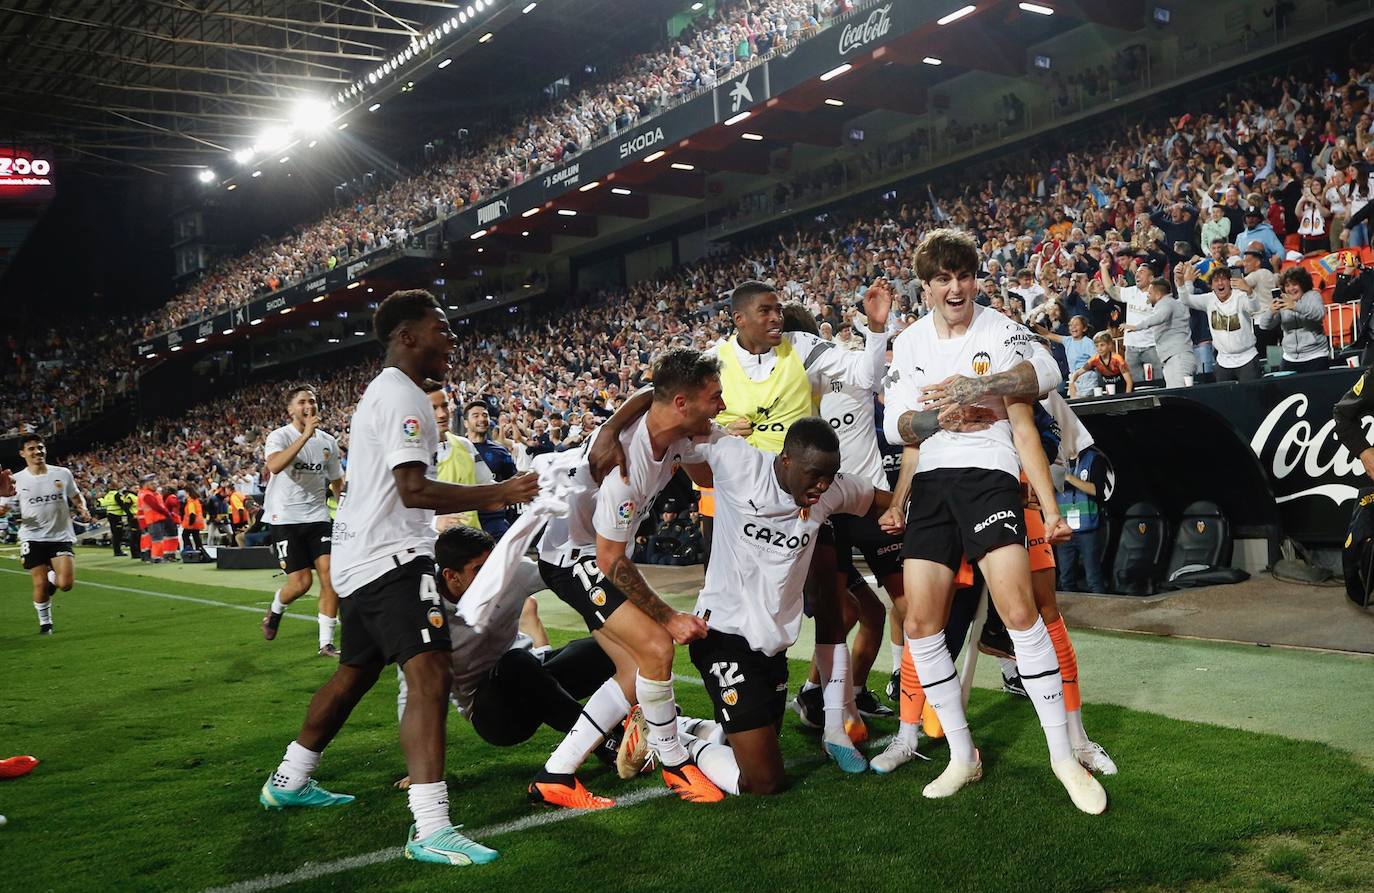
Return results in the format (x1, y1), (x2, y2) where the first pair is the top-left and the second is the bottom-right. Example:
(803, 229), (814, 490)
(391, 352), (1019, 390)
(0, 433), (91, 635)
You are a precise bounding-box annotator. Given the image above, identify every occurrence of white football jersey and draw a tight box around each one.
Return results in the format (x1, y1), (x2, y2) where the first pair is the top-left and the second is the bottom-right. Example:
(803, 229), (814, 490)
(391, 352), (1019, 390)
(691, 435), (872, 656)
(883, 305), (1036, 480)
(447, 558), (546, 717)
(331, 367), (439, 597)
(538, 414), (701, 566)
(262, 425), (342, 525)
(8, 466), (77, 543)
(820, 377), (886, 489)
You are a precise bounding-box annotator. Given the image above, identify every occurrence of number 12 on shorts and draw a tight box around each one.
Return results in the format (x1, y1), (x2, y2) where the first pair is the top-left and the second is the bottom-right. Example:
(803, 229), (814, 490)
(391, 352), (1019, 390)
(710, 662), (746, 687)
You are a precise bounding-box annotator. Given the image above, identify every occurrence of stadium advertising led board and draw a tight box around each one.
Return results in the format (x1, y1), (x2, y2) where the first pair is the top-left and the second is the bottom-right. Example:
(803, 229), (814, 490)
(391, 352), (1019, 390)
(0, 147), (56, 203)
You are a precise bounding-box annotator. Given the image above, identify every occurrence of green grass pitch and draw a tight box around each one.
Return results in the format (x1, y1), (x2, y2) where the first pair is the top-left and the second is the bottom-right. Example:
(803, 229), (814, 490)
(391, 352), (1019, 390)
(2, 553), (1372, 893)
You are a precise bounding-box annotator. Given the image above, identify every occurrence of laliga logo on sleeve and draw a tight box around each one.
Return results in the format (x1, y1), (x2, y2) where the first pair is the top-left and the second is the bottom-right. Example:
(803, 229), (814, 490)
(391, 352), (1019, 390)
(617, 500), (635, 522)
(971, 351), (992, 376)
(402, 417), (421, 441)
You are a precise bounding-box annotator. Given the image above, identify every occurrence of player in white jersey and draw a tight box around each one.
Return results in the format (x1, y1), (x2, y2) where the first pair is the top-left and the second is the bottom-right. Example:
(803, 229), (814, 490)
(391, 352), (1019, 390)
(532, 348), (728, 807)
(0, 433), (89, 635)
(260, 383), (345, 656)
(678, 418), (895, 793)
(258, 289), (539, 867)
(882, 229), (1107, 814)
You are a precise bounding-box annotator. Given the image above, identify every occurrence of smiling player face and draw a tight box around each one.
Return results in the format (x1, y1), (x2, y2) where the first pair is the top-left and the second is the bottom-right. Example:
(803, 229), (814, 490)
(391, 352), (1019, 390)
(924, 267), (979, 330)
(734, 291), (784, 349)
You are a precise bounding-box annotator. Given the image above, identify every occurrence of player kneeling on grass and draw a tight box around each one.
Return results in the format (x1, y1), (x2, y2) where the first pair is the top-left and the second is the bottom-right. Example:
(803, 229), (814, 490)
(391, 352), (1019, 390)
(882, 228), (1107, 815)
(678, 418), (894, 795)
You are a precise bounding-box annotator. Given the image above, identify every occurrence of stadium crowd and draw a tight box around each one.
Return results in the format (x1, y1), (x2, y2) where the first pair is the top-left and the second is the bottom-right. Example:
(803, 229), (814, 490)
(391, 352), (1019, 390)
(1, 320), (143, 439)
(28, 44), (1374, 517)
(139, 0), (858, 337)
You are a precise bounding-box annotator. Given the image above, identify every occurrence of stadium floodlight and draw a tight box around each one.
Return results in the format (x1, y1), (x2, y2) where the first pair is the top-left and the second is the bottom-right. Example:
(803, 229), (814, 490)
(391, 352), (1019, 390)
(479, 32), (493, 43)
(291, 97), (331, 132)
(233, 148), (255, 165)
(226, 184), (237, 191)
(354, 330), (366, 336)
(251, 170), (263, 177)
(367, 72), (378, 84)
(346, 281), (361, 289)
(923, 56), (943, 65)
(937, 4), (977, 25)
(312, 295), (327, 303)
(256, 125), (290, 152)
(280, 307), (293, 315)
(724, 110), (750, 125)
(197, 169), (216, 183)
(466, 5), (475, 16)
(578, 181), (600, 191)
(145, 352), (158, 359)
(169, 345), (182, 352)
(611, 187), (632, 195)
(819, 63), (851, 81)
(369, 103), (382, 112)
(670, 162), (695, 171)
(279, 155), (290, 164)
(460, 11), (468, 23)
(308, 140), (318, 148)
(557, 209), (577, 216)
(824, 98), (845, 106)
(521, 230), (530, 236)
(449, 16), (459, 27)
(522, 2), (537, 12)
(338, 122), (349, 130)
(643, 150), (666, 162)
(443, 21), (452, 34)
(250, 318), (264, 325)
(438, 58), (453, 68)
(741, 132), (764, 141)
(470, 229), (488, 239)
(521, 206), (541, 217)
(428, 32), (437, 44)
(195, 337), (207, 344)
(1018, 2), (1053, 13)
(222, 328), (234, 335)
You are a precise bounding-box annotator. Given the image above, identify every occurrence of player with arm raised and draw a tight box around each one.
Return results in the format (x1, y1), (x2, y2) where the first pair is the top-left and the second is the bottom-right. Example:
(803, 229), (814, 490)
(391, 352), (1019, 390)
(260, 383), (346, 656)
(883, 228), (1106, 813)
(531, 348), (727, 808)
(258, 289), (539, 867)
(0, 433), (90, 635)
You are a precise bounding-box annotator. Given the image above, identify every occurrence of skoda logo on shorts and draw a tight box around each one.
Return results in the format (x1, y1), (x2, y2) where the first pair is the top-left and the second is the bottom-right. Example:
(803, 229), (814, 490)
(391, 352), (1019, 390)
(426, 607), (444, 629)
(590, 587), (607, 607)
(721, 688), (739, 706)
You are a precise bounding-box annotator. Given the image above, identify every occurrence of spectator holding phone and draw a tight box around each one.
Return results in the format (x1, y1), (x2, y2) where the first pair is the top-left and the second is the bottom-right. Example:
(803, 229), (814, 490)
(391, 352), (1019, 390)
(1257, 266), (1330, 373)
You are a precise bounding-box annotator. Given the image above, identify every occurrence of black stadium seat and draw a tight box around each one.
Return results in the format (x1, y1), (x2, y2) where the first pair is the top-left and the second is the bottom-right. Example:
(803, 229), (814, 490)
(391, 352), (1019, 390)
(1111, 502), (1170, 596)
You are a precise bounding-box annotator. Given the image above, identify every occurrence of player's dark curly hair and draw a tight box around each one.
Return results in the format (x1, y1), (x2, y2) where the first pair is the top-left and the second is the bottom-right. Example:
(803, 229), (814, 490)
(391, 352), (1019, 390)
(435, 525), (496, 572)
(373, 289), (441, 344)
(651, 348), (720, 401)
(729, 279), (775, 315)
(782, 417), (840, 456)
(914, 228), (979, 282)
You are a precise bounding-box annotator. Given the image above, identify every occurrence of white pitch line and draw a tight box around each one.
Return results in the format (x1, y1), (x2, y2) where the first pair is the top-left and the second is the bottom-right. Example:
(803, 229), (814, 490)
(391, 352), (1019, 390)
(0, 567), (314, 622)
(201, 737), (894, 893)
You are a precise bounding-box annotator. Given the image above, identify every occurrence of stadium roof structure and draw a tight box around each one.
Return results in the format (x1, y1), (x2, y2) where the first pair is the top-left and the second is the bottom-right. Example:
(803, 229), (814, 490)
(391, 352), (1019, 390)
(0, 0), (677, 178)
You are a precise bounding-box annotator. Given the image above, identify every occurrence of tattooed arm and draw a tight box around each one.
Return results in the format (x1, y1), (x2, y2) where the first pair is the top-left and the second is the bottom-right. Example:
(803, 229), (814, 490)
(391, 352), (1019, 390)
(596, 534), (708, 644)
(919, 344), (1062, 411)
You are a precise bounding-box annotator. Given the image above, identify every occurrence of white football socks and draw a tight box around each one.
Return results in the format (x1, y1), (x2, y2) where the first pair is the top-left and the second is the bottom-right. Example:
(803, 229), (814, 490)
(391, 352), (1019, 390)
(1008, 618), (1072, 763)
(545, 678), (630, 775)
(317, 613), (337, 649)
(34, 600), (52, 626)
(270, 590), (286, 616)
(271, 740), (319, 791)
(907, 632), (976, 764)
(684, 735), (740, 795)
(407, 780), (452, 840)
(814, 643), (853, 746)
(679, 716), (726, 745)
(636, 673), (689, 767)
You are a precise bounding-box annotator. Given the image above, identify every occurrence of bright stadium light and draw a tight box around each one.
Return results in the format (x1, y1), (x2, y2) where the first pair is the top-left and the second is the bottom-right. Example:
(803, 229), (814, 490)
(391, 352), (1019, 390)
(578, 181), (600, 191)
(557, 209), (577, 216)
(643, 150), (666, 162)
(470, 229), (488, 239)
(1019, 2), (1054, 13)
(367, 72), (378, 84)
(741, 132), (764, 140)
(523, 2), (537, 11)
(937, 4), (977, 25)
(460, 11), (468, 22)
(521, 230), (530, 236)
(197, 169), (216, 183)
(479, 32), (493, 43)
(824, 98), (845, 106)
(670, 162), (695, 171)
(611, 187), (631, 195)
(466, 5), (475, 16)
(233, 148), (255, 165)
(256, 125), (289, 152)
(195, 337), (207, 344)
(338, 121), (349, 130)
(692, 2), (703, 9)
(369, 102), (382, 112)
(226, 184), (238, 191)
(279, 155), (290, 164)
(222, 328), (234, 335)
(251, 170), (263, 178)
(290, 97), (332, 133)
(820, 63), (851, 81)
(308, 140), (318, 148)
(724, 110), (751, 125)
(521, 207), (541, 217)
(438, 58), (453, 68)
(923, 56), (943, 65)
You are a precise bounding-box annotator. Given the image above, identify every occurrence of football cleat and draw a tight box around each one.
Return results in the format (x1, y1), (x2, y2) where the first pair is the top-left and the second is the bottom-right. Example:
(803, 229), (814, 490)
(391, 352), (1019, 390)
(1052, 758), (1108, 815)
(318, 643), (340, 659)
(844, 717), (869, 745)
(616, 705), (652, 780)
(921, 702), (944, 739)
(1073, 740), (1119, 776)
(885, 669), (900, 702)
(262, 610), (283, 641)
(404, 823), (500, 865)
(824, 739), (869, 774)
(259, 778), (355, 810)
(662, 758), (724, 803)
(527, 770), (615, 810)
(0, 755), (39, 779)
(855, 688), (894, 718)
(922, 750), (983, 799)
(870, 736), (928, 775)
(978, 616), (1014, 660)
(791, 685), (823, 730)
(38, 624), (53, 636)
(1002, 673), (1028, 698)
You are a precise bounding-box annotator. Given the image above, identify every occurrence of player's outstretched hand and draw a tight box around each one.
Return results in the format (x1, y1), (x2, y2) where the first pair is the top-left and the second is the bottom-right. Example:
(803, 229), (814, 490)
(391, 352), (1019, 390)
(921, 374), (985, 410)
(862, 278), (894, 330)
(665, 611), (708, 645)
(497, 472), (540, 507)
(877, 505), (905, 536)
(0, 469), (13, 498)
(1044, 513), (1072, 545)
(588, 428), (629, 484)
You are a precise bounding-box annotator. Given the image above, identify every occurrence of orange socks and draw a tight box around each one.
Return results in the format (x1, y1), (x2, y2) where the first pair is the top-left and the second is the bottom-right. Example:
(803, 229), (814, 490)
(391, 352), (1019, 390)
(1045, 616), (1081, 712)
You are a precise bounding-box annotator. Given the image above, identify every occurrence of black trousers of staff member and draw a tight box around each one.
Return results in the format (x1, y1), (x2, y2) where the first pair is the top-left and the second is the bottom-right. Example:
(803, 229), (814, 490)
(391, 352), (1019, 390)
(108, 515), (127, 556)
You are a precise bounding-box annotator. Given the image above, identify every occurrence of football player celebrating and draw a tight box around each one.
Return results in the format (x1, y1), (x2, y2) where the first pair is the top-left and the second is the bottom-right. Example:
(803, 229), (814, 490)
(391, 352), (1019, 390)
(0, 434), (90, 635)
